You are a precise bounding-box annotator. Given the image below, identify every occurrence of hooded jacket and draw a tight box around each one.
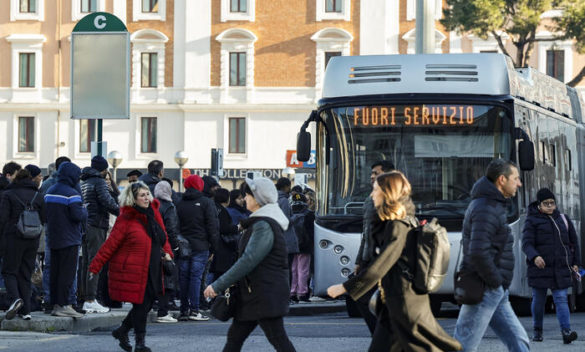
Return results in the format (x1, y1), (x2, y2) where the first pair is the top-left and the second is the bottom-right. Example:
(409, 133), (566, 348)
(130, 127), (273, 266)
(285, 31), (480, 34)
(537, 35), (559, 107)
(277, 190), (299, 254)
(138, 173), (161, 195)
(176, 188), (219, 252)
(45, 163), (88, 249)
(0, 178), (44, 240)
(211, 203), (290, 321)
(80, 167), (119, 229)
(522, 202), (581, 289)
(460, 176), (515, 289)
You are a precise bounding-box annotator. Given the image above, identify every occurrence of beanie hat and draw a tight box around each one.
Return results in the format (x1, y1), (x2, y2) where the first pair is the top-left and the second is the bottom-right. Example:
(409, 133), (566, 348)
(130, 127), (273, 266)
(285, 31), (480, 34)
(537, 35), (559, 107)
(25, 164), (41, 178)
(536, 188), (555, 204)
(245, 177), (277, 206)
(202, 175), (219, 188)
(91, 155), (109, 172)
(184, 174), (204, 191)
(292, 192), (307, 203)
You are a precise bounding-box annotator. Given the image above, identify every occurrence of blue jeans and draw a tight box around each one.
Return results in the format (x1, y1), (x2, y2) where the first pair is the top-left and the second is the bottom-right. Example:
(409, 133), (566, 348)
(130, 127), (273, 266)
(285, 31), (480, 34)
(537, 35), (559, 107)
(43, 236), (79, 306)
(179, 250), (209, 313)
(532, 287), (571, 331)
(454, 286), (530, 352)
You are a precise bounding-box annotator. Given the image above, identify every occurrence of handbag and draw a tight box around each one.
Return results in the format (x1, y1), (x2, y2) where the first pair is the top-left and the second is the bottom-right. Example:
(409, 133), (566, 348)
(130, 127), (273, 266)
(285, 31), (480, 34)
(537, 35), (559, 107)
(176, 235), (192, 258)
(453, 241), (485, 305)
(210, 285), (238, 321)
(162, 259), (178, 292)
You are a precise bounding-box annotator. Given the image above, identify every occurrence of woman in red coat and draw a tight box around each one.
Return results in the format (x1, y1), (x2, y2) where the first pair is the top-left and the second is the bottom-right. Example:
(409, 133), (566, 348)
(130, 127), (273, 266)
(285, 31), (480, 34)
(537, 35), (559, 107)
(90, 181), (173, 352)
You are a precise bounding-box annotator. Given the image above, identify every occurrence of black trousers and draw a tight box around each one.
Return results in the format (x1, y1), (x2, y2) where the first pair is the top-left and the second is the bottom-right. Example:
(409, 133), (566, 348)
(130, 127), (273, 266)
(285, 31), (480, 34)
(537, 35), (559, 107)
(50, 245), (79, 307)
(354, 287), (378, 335)
(223, 316), (296, 352)
(122, 282), (156, 335)
(81, 226), (106, 301)
(368, 305), (393, 352)
(1, 234), (39, 315)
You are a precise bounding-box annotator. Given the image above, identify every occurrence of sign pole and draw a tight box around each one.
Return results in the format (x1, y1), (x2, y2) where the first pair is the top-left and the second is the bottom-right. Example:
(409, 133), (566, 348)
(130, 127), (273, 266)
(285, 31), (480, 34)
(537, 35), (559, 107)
(97, 119), (103, 156)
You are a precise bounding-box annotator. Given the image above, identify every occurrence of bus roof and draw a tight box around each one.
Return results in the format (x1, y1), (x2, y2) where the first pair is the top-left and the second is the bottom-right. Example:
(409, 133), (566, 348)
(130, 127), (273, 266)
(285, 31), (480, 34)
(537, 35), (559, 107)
(322, 53), (581, 120)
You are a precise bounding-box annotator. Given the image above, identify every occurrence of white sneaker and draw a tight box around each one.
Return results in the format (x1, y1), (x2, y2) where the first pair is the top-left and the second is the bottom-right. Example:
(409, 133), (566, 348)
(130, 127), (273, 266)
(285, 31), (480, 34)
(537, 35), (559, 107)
(309, 296), (326, 302)
(188, 311), (210, 321)
(156, 314), (178, 323)
(83, 301), (110, 313)
(19, 314), (32, 320)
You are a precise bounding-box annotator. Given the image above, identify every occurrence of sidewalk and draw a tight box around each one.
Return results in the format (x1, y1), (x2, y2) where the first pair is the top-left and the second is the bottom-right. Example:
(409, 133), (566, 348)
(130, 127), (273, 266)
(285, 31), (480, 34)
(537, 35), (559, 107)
(0, 299), (347, 333)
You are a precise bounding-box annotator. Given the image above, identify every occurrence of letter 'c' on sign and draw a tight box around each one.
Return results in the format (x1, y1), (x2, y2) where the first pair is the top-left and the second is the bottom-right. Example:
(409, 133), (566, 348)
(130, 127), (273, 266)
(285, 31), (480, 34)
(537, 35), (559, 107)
(94, 15), (106, 29)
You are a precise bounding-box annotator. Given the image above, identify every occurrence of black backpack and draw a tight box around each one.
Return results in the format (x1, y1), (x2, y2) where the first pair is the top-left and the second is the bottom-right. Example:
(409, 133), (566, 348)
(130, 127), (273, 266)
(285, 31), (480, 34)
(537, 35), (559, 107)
(13, 192), (43, 240)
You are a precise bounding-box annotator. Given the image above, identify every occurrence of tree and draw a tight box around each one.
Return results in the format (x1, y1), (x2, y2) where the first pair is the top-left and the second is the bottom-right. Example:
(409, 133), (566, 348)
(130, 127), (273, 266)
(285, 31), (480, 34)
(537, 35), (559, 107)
(441, 0), (585, 86)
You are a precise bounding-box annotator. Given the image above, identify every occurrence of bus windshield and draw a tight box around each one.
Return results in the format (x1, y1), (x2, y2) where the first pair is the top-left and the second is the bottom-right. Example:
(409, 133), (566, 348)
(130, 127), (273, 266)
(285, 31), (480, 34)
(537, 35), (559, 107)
(317, 103), (513, 219)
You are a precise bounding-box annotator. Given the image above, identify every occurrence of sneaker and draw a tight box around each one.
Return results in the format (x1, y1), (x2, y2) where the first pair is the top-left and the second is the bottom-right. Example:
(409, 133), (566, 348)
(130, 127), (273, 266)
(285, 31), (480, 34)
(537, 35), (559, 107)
(188, 311), (210, 321)
(168, 301), (180, 311)
(52, 305), (84, 318)
(178, 312), (190, 321)
(309, 296), (326, 302)
(5, 298), (24, 320)
(562, 329), (577, 344)
(73, 305), (87, 315)
(83, 300), (110, 313)
(19, 314), (32, 320)
(156, 314), (178, 323)
(533, 328), (543, 342)
(297, 294), (310, 303)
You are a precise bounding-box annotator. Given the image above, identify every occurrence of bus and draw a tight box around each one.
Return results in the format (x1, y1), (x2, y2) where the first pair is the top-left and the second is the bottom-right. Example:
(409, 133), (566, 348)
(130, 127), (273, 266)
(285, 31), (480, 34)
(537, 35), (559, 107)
(296, 53), (585, 314)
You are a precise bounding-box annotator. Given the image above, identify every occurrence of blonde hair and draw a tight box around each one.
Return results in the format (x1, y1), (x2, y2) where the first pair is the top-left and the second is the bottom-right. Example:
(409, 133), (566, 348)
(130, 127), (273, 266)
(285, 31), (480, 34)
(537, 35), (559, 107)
(375, 171), (412, 221)
(119, 181), (153, 207)
(305, 190), (316, 211)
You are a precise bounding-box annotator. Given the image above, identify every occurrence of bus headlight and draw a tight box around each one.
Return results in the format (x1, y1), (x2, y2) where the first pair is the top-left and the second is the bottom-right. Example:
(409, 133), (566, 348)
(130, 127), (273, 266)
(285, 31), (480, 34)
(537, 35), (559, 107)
(333, 245), (344, 254)
(341, 268), (351, 277)
(340, 256), (350, 265)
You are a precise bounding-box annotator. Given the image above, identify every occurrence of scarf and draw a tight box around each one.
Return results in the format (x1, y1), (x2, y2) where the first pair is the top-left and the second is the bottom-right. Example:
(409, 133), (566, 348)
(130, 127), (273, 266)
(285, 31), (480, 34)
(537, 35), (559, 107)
(134, 205), (166, 247)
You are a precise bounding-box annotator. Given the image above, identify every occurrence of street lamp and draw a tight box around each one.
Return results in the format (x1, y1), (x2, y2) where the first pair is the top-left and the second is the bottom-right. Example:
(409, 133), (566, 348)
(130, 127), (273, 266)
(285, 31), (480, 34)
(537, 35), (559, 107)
(174, 151), (189, 193)
(107, 150), (122, 184)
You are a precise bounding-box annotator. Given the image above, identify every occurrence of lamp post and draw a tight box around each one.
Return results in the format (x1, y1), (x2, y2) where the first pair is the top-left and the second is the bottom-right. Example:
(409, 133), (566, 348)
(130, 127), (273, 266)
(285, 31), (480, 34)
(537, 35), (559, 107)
(107, 150), (122, 184)
(174, 151), (189, 193)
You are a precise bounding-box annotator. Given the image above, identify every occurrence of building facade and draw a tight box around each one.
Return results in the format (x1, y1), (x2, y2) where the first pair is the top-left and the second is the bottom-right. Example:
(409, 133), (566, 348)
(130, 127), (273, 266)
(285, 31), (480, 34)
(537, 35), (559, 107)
(1, 0), (584, 185)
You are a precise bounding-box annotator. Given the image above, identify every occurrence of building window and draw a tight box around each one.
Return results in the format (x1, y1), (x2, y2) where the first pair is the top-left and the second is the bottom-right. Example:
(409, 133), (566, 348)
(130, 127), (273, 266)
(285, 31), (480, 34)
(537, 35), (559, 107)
(79, 119), (96, 153)
(547, 50), (564, 82)
(231, 0), (246, 12)
(19, 53), (35, 88)
(229, 117), (246, 154)
(18, 116), (35, 153)
(141, 117), (157, 153)
(326, 0), (341, 12)
(20, 0), (36, 13)
(142, 0), (158, 12)
(80, 0), (97, 13)
(229, 52), (246, 87)
(325, 51), (341, 69)
(141, 53), (158, 88)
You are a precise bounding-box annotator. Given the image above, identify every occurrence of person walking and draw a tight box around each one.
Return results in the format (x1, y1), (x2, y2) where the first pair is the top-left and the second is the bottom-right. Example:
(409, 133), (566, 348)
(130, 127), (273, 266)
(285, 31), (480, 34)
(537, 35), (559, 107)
(453, 159), (529, 352)
(89, 181), (174, 352)
(44, 162), (87, 318)
(226, 189), (250, 226)
(0, 166), (44, 320)
(210, 188), (240, 279)
(139, 160), (164, 195)
(289, 193), (313, 302)
(522, 187), (580, 344)
(327, 171), (461, 352)
(80, 155), (120, 314)
(204, 177), (296, 352)
(176, 174), (218, 321)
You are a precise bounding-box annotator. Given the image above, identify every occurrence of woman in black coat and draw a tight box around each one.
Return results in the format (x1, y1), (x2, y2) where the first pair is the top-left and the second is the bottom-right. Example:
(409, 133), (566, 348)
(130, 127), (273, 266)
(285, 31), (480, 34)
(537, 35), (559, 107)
(327, 171), (461, 352)
(0, 168), (44, 320)
(211, 188), (240, 277)
(522, 188), (580, 344)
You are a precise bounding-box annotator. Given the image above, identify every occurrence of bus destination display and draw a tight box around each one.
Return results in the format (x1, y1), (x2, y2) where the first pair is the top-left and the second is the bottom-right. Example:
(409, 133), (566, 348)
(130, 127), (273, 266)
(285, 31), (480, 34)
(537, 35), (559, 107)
(352, 105), (475, 127)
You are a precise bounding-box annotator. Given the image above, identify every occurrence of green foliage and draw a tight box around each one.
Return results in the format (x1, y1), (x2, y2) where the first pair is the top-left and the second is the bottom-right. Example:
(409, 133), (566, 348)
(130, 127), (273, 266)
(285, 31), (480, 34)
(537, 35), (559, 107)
(555, 0), (585, 53)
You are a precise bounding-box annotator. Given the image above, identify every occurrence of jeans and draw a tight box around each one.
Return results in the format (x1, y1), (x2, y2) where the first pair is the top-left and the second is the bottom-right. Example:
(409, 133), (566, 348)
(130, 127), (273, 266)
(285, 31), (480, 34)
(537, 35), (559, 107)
(43, 236), (79, 305)
(223, 317), (296, 352)
(454, 286), (530, 352)
(179, 250), (208, 312)
(532, 287), (571, 331)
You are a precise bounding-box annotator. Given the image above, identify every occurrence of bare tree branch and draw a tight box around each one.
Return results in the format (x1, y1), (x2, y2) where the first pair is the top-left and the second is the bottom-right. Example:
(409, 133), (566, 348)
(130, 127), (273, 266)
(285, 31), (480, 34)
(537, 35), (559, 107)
(491, 30), (513, 63)
(568, 65), (585, 87)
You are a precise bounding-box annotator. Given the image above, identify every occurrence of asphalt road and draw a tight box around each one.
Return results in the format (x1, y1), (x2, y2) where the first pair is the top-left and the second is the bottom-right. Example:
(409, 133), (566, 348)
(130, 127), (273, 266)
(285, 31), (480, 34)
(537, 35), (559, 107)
(1, 308), (585, 351)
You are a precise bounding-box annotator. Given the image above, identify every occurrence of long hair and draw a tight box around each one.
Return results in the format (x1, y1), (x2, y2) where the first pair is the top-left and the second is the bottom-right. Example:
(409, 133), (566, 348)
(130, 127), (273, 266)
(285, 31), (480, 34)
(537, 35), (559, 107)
(375, 171), (412, 221)
(119, 181), (152, 207)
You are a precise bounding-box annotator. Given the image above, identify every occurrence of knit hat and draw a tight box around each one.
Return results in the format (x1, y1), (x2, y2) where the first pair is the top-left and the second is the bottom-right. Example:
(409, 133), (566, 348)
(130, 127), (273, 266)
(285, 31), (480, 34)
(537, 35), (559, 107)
(536, 188), (555, 204)
(184, 174), (204, 191)
(91, 155), (109, 172)
(245, 177), (278, 206)
(25, 164), (41, 178)
(291, 192), (307, 203)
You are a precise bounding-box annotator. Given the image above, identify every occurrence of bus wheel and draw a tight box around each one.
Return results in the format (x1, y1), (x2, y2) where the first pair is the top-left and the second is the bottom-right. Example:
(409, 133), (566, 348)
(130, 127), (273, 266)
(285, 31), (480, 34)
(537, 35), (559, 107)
(345, 296), (362, 318)
(430, 296), (442, 317)
(510, 297), (531, 316)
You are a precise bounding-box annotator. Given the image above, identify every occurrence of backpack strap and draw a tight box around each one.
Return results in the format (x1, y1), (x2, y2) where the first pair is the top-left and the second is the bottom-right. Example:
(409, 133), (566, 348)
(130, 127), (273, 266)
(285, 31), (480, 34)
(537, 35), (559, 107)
(560, 213), (569, 230)
(12, 191), (38, 209)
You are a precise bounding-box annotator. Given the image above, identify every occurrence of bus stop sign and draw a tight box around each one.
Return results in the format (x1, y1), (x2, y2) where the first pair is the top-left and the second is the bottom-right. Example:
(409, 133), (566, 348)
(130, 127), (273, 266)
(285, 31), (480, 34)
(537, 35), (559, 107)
(71, 12), (130, 119)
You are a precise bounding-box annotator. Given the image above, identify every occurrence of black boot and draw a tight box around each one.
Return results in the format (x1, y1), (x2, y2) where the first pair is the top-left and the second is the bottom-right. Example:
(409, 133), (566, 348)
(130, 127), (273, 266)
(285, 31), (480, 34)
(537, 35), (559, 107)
(532, 328), (543, 342)
(134, 333), (152, 352)
(112, 325), (132, 352)
(562, 329), (577, 344)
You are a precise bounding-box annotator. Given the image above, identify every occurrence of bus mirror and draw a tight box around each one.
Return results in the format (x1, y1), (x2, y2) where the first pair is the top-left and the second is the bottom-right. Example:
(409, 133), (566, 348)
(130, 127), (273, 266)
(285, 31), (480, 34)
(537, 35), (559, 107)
(297, 130), (311, 162)
(518, 140), (535, 171)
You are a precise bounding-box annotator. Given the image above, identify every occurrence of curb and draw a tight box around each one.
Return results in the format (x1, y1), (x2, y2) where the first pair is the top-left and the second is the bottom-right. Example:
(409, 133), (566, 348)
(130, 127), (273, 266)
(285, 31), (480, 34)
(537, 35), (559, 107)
(0, 309), (129, 333)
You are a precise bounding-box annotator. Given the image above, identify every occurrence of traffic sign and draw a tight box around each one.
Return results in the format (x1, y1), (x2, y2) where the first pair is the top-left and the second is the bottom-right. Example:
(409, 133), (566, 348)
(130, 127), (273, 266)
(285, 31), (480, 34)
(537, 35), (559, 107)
(71, 12), (130, 120)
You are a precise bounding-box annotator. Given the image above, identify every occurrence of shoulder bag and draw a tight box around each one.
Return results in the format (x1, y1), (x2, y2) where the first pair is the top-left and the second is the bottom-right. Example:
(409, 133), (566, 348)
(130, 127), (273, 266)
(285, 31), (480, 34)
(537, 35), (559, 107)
(210, 285), (239, 321)
(453, 240), (485, 305)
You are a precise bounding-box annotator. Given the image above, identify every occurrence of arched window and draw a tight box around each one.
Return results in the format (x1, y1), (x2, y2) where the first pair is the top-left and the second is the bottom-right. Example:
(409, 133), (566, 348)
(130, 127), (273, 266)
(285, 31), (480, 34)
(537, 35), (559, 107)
(311, 28), (353, 99)
(401, 28), (446, 54)
(216, 29), (258, 89)
(131, 29), (169, 88)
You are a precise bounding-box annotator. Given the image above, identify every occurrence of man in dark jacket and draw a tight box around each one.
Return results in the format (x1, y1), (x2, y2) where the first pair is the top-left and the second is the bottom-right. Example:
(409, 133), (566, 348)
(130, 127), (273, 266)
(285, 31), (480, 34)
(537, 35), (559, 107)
(44, 162), (87, 318)
(276, 177), (298, 257)
(0, 161), (21, 292)
(454, 159), (529, 351)
(80, 156), (119, 314)
(176, 174), (218, 321)
(139, 160), (164, 194)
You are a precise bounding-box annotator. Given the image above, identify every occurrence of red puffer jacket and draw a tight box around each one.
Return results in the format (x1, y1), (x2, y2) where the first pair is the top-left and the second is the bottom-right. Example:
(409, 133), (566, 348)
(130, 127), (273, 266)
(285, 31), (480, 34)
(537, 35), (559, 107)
(89, 199), (173, 304)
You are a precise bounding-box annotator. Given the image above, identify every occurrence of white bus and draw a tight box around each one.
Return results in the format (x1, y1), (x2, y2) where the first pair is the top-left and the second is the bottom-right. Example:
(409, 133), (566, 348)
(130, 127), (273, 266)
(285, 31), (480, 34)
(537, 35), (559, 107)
(296, 53), (585, 314)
